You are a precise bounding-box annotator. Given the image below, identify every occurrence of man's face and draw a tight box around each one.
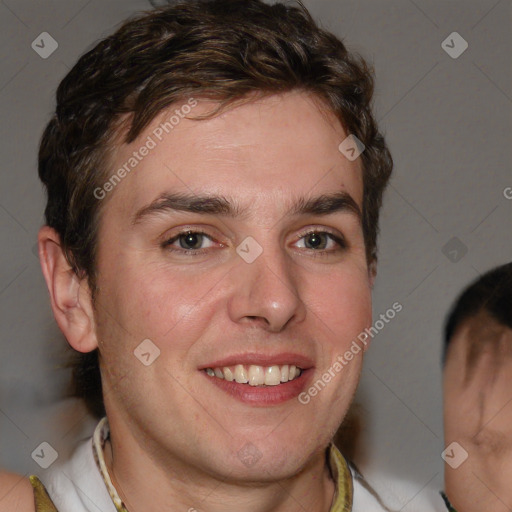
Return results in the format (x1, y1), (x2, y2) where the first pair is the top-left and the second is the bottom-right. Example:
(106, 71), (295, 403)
(443, 314), (512, 511)
(92, 91), (372, 480)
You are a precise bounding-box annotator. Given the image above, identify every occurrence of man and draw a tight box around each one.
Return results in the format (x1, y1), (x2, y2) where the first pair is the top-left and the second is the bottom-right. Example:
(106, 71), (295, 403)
(442, 262), (512, 512)
(0, 0), (396, 510)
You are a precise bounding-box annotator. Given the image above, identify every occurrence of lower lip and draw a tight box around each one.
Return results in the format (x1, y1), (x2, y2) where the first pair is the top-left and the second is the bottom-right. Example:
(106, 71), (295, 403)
(201, 369), (314, 406)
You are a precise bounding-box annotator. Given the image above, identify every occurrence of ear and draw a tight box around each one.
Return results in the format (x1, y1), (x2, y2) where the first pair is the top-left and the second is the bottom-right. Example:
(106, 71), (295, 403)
(38, 225), (98, 353)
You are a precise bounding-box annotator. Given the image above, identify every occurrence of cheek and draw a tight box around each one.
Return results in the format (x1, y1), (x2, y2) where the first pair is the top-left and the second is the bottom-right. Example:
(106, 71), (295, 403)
(102, 263), (230, 371)
(306, 267), (372, 340)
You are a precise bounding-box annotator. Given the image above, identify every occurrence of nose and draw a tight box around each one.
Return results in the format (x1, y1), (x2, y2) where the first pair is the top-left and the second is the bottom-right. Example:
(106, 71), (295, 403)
(227, 242), (307, 332)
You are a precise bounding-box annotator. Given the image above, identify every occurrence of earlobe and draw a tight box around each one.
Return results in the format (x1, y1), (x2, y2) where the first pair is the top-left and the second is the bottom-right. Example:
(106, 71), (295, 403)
(38, 226), (98, 353)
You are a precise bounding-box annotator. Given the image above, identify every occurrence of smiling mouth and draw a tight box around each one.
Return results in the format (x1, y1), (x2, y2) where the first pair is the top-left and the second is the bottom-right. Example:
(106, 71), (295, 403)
(203, 364), (303, 386)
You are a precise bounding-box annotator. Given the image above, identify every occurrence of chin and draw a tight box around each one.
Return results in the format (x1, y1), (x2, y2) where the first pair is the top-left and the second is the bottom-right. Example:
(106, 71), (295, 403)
(214, 454), (309, 484)
(231, 433), (320, 478)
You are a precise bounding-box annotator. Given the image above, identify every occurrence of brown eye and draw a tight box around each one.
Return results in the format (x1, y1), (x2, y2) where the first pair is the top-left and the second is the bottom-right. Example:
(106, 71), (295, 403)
(177, 232), (205, 250)
(162, 230), (217, 255)
(295, 230), (347, 254)
(303, 232), (328, 250)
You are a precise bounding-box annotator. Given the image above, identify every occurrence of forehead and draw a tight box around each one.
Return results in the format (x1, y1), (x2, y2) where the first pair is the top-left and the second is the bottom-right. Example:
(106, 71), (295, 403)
(105, 91), (363, 220)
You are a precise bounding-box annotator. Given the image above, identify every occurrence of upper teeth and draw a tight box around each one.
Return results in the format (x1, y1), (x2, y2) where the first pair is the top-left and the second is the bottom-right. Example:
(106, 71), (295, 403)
(205, 364), (302, 386)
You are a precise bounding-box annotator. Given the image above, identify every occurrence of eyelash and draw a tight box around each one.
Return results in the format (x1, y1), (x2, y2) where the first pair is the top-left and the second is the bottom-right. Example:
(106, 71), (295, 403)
(161, 228), (347, 257)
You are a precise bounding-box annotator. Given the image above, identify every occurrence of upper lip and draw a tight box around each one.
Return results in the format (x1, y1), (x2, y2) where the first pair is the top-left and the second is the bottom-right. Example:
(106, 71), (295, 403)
(199, 352), (315, 370)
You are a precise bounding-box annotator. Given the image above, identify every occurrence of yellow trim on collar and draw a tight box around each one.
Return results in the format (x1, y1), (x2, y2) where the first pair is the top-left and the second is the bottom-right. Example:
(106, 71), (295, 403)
(327, 442), (354, 511)
(29, 475), (58, 512)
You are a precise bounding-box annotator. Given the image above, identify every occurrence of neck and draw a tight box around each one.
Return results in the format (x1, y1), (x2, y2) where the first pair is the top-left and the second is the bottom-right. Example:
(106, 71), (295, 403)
(103, 422), (337, 512)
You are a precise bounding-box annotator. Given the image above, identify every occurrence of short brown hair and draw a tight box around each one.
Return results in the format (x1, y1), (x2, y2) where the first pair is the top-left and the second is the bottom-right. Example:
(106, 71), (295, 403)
(38, 0), (393, 417)
(443, 262), (512, 371)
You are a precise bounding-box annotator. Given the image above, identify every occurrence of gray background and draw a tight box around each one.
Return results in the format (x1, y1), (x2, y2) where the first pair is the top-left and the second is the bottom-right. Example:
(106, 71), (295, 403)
(0, 0), (510, 509)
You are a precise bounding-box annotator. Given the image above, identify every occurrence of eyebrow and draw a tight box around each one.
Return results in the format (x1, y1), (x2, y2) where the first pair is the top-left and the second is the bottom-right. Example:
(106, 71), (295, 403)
(131, 190), (362, 226)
